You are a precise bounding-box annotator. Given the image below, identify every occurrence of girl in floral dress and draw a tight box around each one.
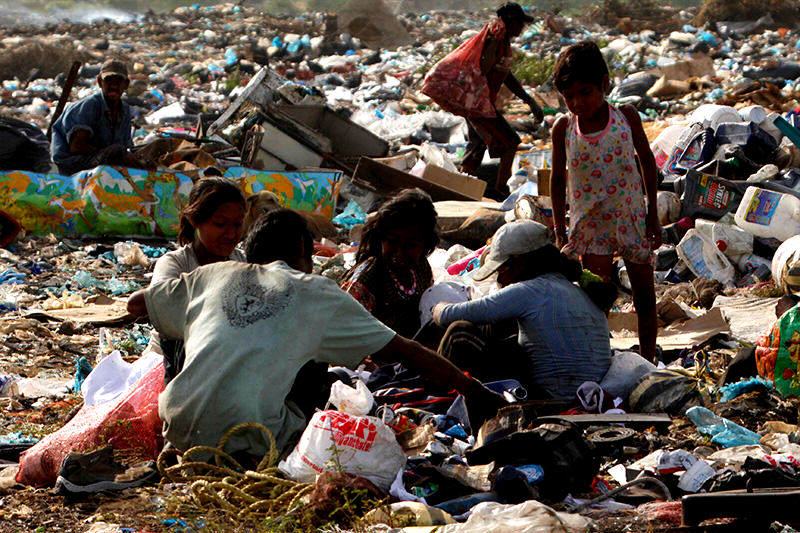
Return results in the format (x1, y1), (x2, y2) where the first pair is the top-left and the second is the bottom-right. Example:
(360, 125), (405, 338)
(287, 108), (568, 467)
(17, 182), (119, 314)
(550, 41), (662, 362)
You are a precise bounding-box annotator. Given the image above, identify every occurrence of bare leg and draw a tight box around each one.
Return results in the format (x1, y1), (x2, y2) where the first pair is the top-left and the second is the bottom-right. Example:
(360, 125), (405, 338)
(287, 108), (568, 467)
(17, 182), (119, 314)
(496, 149), (516, 191)
(624, 259), (657, 363)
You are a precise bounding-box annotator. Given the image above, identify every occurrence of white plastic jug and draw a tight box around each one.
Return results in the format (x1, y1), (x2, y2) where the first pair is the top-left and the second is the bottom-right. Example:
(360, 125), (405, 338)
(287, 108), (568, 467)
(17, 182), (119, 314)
(676, 229), (736, 286)
(694, 216), (753, 264)
(734, 186), (800, 242)
(689, 104), (742, 129)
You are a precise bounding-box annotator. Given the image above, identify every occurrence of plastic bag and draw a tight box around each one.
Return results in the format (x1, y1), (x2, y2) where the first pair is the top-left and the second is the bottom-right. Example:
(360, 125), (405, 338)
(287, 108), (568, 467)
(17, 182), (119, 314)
(278, 381), (405, 491)
(329, 379), (373, 415)
(332, 200), (367, 230)
(686, 406), (762, 448)
(756, 304), (800, 398)
(438, 500), (594, 533)
(81, 350), (162, 407)
(16, 362), (165, 487)
(114, 242), (149, 268)
(421, 22), (499, 119)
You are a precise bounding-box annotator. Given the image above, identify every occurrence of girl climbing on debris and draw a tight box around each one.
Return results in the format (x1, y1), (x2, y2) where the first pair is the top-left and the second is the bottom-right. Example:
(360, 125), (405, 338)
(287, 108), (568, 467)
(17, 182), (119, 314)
(341, 188), (438, 339)
(550, 41), (662, 362)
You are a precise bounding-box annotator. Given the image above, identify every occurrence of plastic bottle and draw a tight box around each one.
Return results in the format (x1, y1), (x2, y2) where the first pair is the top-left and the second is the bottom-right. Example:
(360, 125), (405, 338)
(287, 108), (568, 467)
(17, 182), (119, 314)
(695, 216), (753, 264)
(739, 105), (767, 124)
(676, 229), (736, 286)
(738, 253), (771, 273)
(734, 186), (800, 242)
(651, 124), (685, 170)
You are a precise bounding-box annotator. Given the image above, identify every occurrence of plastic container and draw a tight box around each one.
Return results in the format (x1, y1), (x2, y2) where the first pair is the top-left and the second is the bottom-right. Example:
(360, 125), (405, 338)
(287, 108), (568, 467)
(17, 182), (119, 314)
(694, 216), (753, 263)
(772, 234), (800, 294)
(734, 186), (800, 242)
(737, 253), (771, 274)
(651, 124), (685, 170)
(739, 105), (767, 124)
(676, 229), (736, 286)
(676, 172), (749, 220)
(689, 104), (742, 129)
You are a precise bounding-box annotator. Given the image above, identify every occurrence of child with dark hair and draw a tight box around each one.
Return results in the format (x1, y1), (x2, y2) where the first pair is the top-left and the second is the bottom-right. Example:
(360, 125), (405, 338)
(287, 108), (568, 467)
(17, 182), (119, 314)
(550, 40), (661, 362)
(147, 177), (246, 381)
(421, 2), (543, 194)
(341, 189), (439, 338)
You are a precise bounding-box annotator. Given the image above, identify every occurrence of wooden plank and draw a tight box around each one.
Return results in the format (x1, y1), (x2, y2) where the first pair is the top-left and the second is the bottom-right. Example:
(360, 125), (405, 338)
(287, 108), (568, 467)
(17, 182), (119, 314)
(537, 413), (672, 425)
(352, 156), (482, 202)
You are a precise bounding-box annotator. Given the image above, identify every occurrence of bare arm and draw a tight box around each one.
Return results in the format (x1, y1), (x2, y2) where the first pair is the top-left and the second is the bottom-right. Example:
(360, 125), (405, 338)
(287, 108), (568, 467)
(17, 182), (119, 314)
(372, 335), (506, 425)
(550, 116), (569, 247)
(127, 289), (148, 317)
(620, 104), (662, 247)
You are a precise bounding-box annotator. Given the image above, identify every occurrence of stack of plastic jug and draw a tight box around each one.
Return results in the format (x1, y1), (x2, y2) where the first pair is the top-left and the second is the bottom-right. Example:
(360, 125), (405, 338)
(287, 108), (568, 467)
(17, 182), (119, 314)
(676, 228), (736, 286)
(734, 186), (800, 242)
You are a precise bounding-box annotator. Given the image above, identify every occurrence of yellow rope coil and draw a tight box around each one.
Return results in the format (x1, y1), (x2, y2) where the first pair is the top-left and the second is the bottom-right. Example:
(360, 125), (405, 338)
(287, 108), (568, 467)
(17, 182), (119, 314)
(157, 422), (312, 519)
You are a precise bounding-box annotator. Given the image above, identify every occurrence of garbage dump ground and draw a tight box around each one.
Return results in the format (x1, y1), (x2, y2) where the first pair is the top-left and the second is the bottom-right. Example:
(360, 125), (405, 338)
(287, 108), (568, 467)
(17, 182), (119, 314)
(8, 0), (800, 531)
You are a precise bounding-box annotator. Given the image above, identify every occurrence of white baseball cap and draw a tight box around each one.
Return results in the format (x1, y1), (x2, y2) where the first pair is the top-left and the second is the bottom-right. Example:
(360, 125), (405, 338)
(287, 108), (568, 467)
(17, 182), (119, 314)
(472, 220), (551, 281)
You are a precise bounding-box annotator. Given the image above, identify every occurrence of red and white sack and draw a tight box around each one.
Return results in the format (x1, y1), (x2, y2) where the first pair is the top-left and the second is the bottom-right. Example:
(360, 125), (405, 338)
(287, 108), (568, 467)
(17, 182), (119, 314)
(278, 381), (405, 491)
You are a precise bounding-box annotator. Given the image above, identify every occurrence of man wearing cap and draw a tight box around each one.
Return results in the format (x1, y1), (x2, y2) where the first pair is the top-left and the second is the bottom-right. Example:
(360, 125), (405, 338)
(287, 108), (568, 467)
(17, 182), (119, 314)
(51, 59), (145, 175)
(432, 220), (614, 401)
(422, 2), (543, 197)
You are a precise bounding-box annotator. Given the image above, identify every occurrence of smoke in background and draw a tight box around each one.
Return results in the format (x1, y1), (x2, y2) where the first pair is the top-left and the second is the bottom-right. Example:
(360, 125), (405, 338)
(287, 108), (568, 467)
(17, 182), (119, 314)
(0, 0), (706, 28)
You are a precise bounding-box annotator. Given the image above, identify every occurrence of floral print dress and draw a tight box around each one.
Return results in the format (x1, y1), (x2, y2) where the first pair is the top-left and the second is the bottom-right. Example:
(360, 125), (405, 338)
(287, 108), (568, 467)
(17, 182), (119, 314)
(562, 103), (655, 266)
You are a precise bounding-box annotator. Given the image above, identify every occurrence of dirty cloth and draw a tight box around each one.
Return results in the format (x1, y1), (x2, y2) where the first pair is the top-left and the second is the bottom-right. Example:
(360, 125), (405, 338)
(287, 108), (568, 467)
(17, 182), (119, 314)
(146, 244), (246, 357)
(144, 261), (396, 458)
(50, 92), (132, 174)
(562, 103), (654, 266)
(437, 272), (610, 400)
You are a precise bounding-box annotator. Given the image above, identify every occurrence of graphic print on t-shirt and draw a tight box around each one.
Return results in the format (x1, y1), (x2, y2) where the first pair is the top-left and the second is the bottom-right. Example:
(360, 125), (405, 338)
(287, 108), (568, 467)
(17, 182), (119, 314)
(222, 269), (293, 328)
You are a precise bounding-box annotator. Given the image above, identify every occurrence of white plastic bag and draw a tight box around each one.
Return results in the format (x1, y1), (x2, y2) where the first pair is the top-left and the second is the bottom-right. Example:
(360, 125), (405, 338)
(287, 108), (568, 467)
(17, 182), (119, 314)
(329, 379), (373, 415)
(439, 501), (594, 533)
(279, 381), (405, 491)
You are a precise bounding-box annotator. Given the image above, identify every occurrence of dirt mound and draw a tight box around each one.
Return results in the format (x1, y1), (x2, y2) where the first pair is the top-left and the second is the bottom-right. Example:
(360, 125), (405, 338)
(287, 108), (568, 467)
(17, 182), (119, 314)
(0, 39), (87, 81)
(695, 0), (800, 24)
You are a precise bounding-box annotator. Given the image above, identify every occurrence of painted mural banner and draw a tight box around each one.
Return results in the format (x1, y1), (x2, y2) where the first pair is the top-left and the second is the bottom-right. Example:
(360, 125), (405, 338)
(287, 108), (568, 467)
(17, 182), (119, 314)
(0, 166), (342, 237)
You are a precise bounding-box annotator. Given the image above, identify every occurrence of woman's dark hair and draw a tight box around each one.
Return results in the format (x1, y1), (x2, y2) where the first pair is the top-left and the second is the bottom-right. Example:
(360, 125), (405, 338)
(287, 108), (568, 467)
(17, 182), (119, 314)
(244, 209), (314, 265)
(518, 244), (618, 312)
(553, 40), (609, 94)
(356, 188), (439, 264)
(178, 177), (245, 245)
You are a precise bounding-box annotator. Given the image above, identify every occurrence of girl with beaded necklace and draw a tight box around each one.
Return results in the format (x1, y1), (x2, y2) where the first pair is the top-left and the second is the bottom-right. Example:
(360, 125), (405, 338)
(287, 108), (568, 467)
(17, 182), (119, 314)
(341, 189), (438, 338)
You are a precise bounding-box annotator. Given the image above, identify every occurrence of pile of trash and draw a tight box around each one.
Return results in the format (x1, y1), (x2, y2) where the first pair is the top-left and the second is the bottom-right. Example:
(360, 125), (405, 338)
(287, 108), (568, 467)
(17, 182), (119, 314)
(7, 0), (800, 531)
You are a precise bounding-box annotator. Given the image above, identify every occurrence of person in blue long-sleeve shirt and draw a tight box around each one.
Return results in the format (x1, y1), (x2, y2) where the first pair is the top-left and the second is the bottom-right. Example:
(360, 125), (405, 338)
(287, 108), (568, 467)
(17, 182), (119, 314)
(433, 220), (617, 400)
(50, 59), (148, 175)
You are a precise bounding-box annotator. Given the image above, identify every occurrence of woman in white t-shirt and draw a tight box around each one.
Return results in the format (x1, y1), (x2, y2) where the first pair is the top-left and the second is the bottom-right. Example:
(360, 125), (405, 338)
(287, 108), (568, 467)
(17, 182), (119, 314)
(149, 177), (246, 381)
